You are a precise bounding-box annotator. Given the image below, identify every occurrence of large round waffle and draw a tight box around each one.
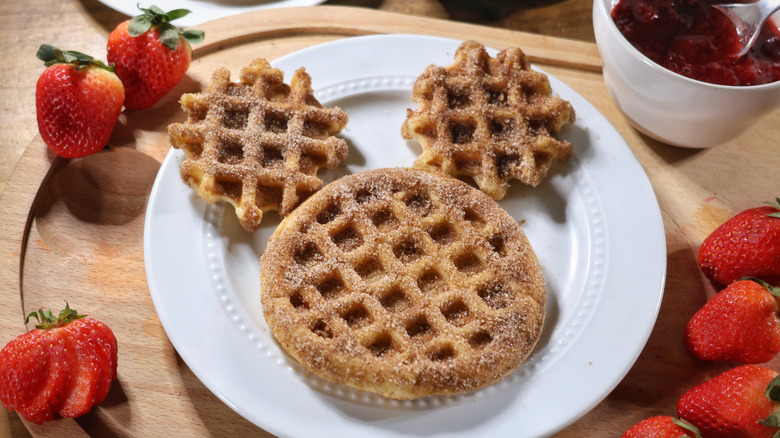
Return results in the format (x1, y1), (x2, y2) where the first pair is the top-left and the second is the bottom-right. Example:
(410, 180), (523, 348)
(260, 167), (546, 399)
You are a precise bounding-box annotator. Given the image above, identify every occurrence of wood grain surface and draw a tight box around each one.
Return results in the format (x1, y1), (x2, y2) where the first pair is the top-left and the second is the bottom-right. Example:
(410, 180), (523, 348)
(1, 1), (779, 437)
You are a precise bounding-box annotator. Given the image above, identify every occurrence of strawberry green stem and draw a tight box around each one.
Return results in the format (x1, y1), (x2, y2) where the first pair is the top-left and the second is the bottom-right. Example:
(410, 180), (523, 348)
(25, 302), (86, 330)
(36, 44), (114, 72)
(672, 418), (701, 437)
(129, 4), (205, 51)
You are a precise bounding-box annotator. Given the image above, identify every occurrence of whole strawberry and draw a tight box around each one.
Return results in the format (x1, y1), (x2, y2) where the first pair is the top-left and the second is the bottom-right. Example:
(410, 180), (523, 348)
(622, 415), (700, 438)
(685, 278), (780, 363)
(698, 198), (780, 287)
(107, 5), (204, 110)
(35, 45), (125, 158)
(0, 303), (118, 424)
(678, 365), (780, 438)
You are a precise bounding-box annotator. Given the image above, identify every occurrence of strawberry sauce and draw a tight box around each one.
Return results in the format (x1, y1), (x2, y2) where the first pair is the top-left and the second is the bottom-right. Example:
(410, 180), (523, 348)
(611, 0), (780, 85)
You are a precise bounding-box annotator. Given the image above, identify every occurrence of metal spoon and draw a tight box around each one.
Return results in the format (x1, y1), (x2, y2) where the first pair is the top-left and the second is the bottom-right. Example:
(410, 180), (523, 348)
(714, 0), (780, 57)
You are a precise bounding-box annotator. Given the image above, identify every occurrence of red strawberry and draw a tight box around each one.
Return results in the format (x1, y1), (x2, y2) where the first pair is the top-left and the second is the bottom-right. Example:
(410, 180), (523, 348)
(35, 45), (125, 158)
(0, 329), (72, 424)
(678, 364), (780, 438)
(698, 198), (780, 287)
(621, 415), (700, 437)
(58, 317), (117, 418)
(685, 278), (780, 363)
(107, 5), (204, 110)
(0, 303), (118, 424)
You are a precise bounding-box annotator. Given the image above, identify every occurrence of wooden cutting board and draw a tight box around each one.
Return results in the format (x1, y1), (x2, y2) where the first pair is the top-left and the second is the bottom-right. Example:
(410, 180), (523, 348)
(1, 5), (779, 437)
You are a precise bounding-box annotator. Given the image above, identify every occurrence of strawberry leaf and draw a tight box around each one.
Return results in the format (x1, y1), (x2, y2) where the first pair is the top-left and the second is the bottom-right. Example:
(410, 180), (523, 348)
(35, 44), (61, 64)
(760, 412), (780, 428)
(767, 374), (780, 402)
(36, 45), (113, 72)
(182, 29), (205, 45)
(158, 24), (181, 51)
(61, 51), (94, 65)
(767, 197), (780, 218)
(128, 5), (204, 50)
(145, 4), (166, 16)
(128, 14), (154, 36)
(24, 302), (86, 330)
(165, 8), (192, 21)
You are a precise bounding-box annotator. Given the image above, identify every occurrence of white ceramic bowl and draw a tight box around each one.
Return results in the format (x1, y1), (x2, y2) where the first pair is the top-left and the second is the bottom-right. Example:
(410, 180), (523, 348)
(593, 0), (780, 148)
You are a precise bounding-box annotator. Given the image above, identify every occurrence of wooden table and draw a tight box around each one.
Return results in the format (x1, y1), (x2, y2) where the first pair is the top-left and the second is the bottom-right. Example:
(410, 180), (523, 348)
(1, 1), (778, 437)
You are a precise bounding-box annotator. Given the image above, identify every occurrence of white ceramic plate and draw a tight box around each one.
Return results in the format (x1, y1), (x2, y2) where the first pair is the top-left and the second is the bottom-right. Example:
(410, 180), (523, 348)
(98, 0), (325, 27)
(144, 34), (666, 437)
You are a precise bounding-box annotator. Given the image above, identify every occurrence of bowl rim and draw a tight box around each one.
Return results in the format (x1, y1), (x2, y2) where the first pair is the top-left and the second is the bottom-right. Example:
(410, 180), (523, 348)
(594, 0), (780, 90)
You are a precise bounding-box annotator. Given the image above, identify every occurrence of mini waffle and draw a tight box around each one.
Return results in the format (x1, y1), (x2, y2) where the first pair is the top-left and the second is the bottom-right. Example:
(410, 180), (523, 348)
(260, 167), (546, 399)
(401, 41), (575, 200)
(168, 58), (349, 232)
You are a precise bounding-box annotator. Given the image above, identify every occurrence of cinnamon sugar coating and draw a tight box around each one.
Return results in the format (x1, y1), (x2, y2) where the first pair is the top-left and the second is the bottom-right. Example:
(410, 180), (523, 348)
(260, 168), (546, 399)
(402, 41), (575, 200)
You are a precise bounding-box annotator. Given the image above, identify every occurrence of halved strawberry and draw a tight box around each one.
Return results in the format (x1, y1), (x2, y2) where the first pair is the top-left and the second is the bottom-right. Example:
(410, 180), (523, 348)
(58, 318), (118, 418)
(10, 330), (73, 424)
(0, 303), (118, 424)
